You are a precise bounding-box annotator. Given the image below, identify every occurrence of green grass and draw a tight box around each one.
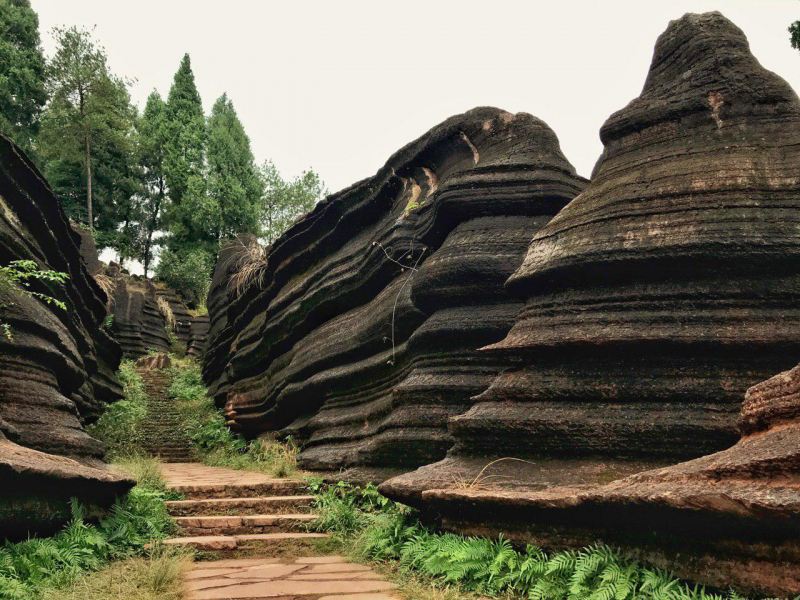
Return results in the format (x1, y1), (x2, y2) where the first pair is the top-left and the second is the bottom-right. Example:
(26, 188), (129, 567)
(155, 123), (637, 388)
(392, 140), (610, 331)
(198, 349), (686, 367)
(0, 456), (177, 599)
(88, 360), (147, 458)
(168, 356), (299, 478)
(307, 481), (755, 600)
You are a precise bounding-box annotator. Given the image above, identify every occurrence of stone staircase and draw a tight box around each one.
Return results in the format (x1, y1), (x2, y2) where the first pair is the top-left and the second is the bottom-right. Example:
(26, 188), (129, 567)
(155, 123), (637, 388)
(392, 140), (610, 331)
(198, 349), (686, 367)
(137, 365), (196, 463)
(160, 463), (328, 552)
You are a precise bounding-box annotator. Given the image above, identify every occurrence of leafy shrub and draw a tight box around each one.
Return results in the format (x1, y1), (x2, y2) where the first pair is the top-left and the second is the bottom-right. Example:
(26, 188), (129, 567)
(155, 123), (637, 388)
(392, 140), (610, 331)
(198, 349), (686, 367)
(168, 358), (298, 477)
(0, 459), (175, 598)
(309, 483), (753, 600)
(155, 248), (212, 308)
(88, 361), (147, 457)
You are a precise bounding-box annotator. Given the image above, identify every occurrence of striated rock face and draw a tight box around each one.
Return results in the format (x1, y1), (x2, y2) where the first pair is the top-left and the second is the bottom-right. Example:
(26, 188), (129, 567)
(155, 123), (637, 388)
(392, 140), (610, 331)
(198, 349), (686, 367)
(383, 12), (800, 596)
(203, 236), (257, 407)
(155, 285), (192, 347)
(109, 269), (171, 358)
(203, 108), (586, 478)
(0, 134), (132, 537)
(187, 313), (209, 358)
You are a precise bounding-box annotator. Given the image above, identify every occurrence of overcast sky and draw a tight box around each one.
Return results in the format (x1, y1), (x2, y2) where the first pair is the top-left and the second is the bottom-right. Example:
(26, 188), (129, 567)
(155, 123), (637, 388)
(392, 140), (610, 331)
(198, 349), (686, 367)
(32, 0), (800, 195)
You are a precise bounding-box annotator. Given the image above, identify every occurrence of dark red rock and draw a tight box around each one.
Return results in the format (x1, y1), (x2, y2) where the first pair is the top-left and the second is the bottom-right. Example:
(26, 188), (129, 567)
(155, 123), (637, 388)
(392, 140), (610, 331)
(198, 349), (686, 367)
(135, 353), (172, 371)
(155, 285), (192, 347)
(0, 134), (132, 537)
(203, 235), (258, 407)
(187, 313), (209, 358)
(382, 12), (800, 596)
(108, 270), (171, 358)
(203, 108), (585, 476)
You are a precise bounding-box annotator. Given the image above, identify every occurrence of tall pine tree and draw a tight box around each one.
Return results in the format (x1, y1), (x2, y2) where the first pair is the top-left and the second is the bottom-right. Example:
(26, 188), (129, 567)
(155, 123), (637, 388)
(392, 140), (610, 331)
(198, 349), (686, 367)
(138, 90), (169, 277)
(205, 93), (262, 239)
(164, 53), (205, 205)
(40, 26), (139, 237)
(0, 0), (47, 155)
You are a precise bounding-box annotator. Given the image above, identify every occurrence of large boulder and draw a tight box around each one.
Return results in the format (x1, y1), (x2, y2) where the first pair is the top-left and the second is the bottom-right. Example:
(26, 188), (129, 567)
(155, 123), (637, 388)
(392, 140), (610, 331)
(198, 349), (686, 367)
(382, 12), (800, 595)
(0, 134), (132, 538)
(203, 108), (586, 480)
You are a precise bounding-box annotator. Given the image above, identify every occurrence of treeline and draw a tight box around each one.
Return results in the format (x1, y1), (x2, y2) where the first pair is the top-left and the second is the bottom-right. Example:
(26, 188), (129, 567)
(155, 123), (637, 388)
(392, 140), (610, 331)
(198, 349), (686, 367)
(0, 0), (326, 306)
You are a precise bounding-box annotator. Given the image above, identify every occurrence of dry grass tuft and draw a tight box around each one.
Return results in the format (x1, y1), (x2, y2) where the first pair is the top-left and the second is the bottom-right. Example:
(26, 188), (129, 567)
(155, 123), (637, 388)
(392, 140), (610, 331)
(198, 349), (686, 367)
(40, 549), (191, 600)
(228, 238), (269, 297)
(157, 296), (176, 333)
(451, 457), (537, 491)
(93, 272), (116, 308)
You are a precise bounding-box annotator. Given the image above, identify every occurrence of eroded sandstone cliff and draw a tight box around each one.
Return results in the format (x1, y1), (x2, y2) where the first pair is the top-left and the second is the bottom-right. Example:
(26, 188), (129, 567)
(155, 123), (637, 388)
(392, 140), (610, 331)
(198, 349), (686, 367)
(0, 134), (132, 538)
(203, 108), (586, 478)
(382, 12), (800, 595)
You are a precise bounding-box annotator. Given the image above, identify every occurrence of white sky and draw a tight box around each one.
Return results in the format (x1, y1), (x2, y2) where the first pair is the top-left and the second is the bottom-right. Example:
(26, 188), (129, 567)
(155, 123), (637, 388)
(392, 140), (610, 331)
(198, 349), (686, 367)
(32, 0), (800, 195)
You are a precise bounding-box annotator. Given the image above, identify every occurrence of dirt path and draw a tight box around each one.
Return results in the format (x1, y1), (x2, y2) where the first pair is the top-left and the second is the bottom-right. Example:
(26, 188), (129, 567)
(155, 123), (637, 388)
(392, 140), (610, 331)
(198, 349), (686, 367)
(160, 463), (399, 600)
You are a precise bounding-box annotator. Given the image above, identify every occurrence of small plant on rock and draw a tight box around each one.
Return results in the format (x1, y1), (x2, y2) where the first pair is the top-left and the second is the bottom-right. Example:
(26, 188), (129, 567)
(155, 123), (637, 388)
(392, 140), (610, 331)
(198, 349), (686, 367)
(0, 260), (69, 339)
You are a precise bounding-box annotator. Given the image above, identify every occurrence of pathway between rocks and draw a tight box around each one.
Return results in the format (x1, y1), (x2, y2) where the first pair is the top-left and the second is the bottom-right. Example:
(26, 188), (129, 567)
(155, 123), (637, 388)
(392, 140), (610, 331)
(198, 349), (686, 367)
(136, 358), (196, 462)
(160, 462), (400, 600)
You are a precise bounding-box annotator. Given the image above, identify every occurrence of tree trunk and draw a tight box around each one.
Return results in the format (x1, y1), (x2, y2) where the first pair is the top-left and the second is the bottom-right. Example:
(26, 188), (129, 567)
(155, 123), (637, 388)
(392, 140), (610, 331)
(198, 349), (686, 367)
(85, 133), (92, 228)
(79, 85), (92, 229)
(143, 178), (164, 278)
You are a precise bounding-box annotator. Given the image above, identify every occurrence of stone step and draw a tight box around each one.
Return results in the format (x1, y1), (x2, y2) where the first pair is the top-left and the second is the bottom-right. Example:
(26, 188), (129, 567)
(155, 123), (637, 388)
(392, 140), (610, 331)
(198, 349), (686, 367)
(162, 532), (330, 552)
(167, 495), (315, 516)
(170, 480), (307, 500)
(175, 513), (317, 536)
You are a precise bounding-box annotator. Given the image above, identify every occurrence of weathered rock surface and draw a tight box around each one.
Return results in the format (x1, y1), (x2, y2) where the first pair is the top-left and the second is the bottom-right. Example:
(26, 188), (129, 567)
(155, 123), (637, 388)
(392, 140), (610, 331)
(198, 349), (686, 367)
(188, 314), (210, 358)
(203, 236), (257, 407)
(203, 108), (585, 476)
(108, 268), (171, 358)
(156, 285), (193, 347)
(0, 134), (132, 537)
(382, 12), (800, 595)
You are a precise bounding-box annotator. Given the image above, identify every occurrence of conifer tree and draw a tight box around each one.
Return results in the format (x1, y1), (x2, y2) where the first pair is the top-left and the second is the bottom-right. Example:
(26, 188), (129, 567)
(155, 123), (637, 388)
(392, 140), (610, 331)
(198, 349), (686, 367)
(205, 93), (263, 239)
(138, 90), (169, 277)
(0, 0), (47, 154)
(164, 54), (205, 205)
(40, 26), (139, 235)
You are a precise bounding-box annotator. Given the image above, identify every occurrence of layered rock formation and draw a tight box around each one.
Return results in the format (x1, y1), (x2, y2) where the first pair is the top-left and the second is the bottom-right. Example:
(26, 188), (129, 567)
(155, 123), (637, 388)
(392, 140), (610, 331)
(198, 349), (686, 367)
(188, 314), (210, 358)
(203, 108), (586, 478)
(155, 285), (192, 347)
(382, 12), (800, 595)
(203, 236), (257, 407)
(0, 134), (132, 537)
(108, 269), (171, 358)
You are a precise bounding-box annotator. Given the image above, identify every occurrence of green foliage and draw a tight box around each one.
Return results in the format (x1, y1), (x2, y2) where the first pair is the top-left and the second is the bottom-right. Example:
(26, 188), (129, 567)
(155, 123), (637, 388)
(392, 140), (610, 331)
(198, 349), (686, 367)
(309, 484), (755, 600)
(0, 460), (175, 598)
(164, 54), (205, 206)
(168, 358), (299, 477)
(161, 92), (264, 303)
(0, 0), (47, 154)
(88, 361), (147, 457)
(0, 259), (69, 339)
(39, 25), (140, 247)
(259, 160), (327, 244)
(136, 90), (169, 278)
(790, 20), (800, 51)
(202, 93), (263, 240)
(154, 246), (212, 308)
